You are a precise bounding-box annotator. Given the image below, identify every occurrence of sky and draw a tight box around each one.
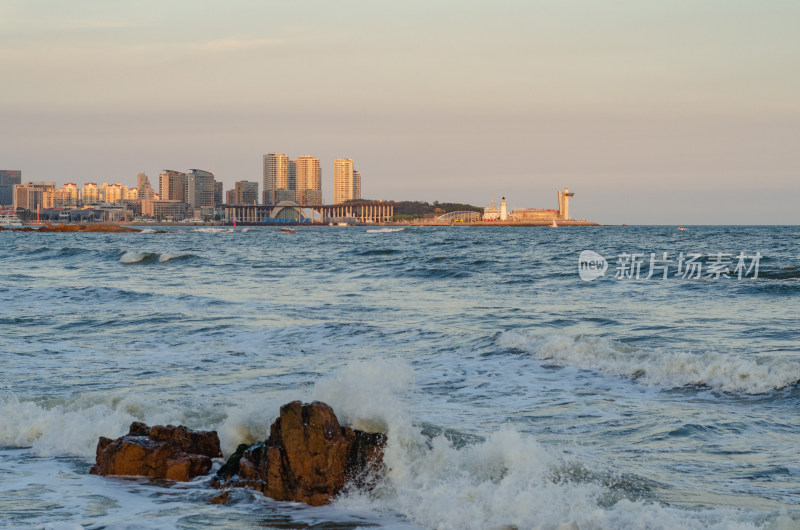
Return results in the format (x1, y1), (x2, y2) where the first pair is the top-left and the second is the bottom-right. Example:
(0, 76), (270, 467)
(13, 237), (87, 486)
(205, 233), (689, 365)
(1, 0), (798, 224)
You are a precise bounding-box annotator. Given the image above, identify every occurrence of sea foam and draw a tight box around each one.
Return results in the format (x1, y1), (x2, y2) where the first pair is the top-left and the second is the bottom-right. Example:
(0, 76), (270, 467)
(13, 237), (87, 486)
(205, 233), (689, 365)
(311, 360), (774, 530)
(499, 331), (800, 394)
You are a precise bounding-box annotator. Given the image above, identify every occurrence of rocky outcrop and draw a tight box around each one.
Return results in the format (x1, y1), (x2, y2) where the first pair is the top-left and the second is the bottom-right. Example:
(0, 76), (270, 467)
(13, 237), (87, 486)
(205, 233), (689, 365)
(219, 401), (386, 506)
(36, 224), (140, 233)
(90, 422), (222, 481)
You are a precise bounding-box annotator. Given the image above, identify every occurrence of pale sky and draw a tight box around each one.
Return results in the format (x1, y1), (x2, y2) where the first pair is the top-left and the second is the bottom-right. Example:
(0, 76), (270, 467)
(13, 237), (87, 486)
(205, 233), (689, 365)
(2, 0), (798, 224)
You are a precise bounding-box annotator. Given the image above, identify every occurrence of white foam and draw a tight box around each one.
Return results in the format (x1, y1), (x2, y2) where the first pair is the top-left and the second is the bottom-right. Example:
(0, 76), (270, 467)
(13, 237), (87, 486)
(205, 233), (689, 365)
(119, 251), (150, 263)
(0, 393), (186, 458)
(311, 358), (416, 435)
(499, 331), (800, 394)
(190, 227), (234, 233)
(138, 228), (156, 234)
(366, 227), (405, 233)
(315, 360), (771, 530)
(158, 253), (191, 263)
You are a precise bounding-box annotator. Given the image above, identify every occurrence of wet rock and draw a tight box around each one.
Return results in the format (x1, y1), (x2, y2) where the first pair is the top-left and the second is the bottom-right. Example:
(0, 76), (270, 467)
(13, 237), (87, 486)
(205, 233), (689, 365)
(210, 490), (231, 505)
(90, 422), (222, 481)
(36, 223), (140, 233)
(222, 401), (386, 506)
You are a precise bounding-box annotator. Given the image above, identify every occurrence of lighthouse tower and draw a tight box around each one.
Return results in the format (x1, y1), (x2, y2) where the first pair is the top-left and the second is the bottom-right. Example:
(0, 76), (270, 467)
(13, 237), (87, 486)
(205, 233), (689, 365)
(500, 197), (507, 221)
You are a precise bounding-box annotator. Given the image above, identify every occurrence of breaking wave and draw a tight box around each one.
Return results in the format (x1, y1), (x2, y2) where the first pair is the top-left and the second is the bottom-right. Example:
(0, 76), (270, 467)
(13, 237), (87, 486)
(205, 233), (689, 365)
(0, 393), (187, 458)
(317, 360), (776, 530)
(366, 227), (405, 233)
(191, 227), (234, 233)
(499, 332), (800, 394)
(119, 251), (197, 264)
(119, 251), (160, 264)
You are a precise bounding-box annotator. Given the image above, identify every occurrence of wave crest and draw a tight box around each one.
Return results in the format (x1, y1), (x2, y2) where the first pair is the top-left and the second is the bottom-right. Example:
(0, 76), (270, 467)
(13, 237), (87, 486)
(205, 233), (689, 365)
(499, 331), (800, 394)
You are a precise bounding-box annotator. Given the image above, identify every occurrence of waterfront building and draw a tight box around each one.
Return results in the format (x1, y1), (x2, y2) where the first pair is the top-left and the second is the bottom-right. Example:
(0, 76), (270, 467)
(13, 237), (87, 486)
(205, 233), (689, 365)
(137, 173), (155, 201)
(102, 183), (124, 204)
(186, 169), (215, 209)
(13, 181), (56, 211)
(159, 170), (187, 203)
(214, 181), (223, 207)
(263, 153), (290, 205)
(141, 199), (188, 221)
(225, 189), (235, 204)
(234, 181), (259, 204)
(296, 156), (321, 205)
(124, 187), (139, 200)
(333, 159), (360, 204)
(82, 183), (100, 205)
(0, 170), (22, 207)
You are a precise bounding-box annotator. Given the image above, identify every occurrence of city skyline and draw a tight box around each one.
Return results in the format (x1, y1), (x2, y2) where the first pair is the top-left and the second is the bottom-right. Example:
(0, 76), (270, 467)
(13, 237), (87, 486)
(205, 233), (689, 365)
(1, 1), (798, 224)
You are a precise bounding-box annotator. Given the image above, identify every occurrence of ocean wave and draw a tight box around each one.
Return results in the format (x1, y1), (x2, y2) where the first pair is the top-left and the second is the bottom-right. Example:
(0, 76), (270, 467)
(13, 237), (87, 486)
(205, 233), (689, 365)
(191, 227), (234, 233)
(359, 248), (401, 256)
(119, 251), (197, 264)
(158, 253), (198, 263)
(366, 227), (405, 233)
(315, 360), (772, 530)
(119, 251), (160, 264)
(498, 332), (800, 394)
(0, 393), (187, 458)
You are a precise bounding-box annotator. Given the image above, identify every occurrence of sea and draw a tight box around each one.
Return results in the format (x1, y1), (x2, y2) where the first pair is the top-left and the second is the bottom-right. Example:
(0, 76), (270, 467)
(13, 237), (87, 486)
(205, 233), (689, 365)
(1, 225), (798, 530)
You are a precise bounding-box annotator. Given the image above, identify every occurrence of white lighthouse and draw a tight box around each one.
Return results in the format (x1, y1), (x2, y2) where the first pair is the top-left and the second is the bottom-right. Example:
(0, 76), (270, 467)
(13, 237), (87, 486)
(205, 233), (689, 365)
(500, 197), (508, 221)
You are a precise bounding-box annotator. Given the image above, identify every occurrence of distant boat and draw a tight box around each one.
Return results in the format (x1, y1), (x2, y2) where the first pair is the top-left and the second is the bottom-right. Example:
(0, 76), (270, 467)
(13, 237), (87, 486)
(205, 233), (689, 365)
(0, 212), (23, 228)
(678, 226), (687, 231)
(549, 219), (558, 227)
(280, 228), (296, 233)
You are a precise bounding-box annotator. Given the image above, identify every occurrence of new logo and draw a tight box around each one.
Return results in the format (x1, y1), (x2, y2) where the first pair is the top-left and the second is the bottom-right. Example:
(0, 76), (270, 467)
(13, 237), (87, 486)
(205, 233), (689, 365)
(579, 250), (607, 281)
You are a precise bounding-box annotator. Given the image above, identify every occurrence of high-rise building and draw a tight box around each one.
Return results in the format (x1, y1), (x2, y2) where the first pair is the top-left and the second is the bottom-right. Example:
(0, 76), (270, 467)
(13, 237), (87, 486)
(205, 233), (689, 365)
(263, 153), (290, 205)
(159, 170), (187, 203)
(13, 181), (56, 211)
(333, 159), (360, 204)
(82, 183), (100, 205)
(288, 159), (297, 196)
(186, 169), (215, 209)
(0, 170), (22, 207)
(102, 183), (124, 203)
(137, 173), (155, 201)
(214, 181), (223, 207)
(225, 189), (235, 204)
(234, 181), (259, 204)
(296, 156), (322, 205)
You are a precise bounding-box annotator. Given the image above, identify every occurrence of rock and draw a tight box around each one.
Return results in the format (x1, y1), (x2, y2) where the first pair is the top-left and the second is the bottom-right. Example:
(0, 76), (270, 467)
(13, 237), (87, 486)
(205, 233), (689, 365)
(210, 490), (231, 505)
(227, 401), (386, 506)
(90, 422), (222, 481)
(36, 224), (140, 233)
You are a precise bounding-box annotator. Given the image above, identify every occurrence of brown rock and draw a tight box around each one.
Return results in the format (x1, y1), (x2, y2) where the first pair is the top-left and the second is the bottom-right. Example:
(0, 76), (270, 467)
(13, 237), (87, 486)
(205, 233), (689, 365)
(90, 422), (222, 481)
(231, 401), (386, 506)
(36, 224), (139, 233)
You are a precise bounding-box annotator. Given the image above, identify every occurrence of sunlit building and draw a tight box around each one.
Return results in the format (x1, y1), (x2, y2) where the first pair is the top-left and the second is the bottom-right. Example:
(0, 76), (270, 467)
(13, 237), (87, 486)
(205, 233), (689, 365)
(234, 181), (259, 204)
(263, 153), (290, 205)
(159, 170), (187, 203)
(333, 158), (360, 204)
(13, 181), (56, 211)
(296, 156), (322, 205)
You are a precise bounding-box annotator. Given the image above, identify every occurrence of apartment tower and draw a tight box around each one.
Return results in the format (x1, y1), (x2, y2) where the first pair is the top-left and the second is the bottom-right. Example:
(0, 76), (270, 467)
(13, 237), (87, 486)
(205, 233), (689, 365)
(333, 159), (360, 204)
(263, 153), (290, 205)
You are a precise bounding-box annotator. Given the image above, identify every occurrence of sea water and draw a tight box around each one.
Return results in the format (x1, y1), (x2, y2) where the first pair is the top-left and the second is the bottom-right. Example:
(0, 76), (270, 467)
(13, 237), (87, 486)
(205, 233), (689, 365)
(1, 225), (798, 529)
